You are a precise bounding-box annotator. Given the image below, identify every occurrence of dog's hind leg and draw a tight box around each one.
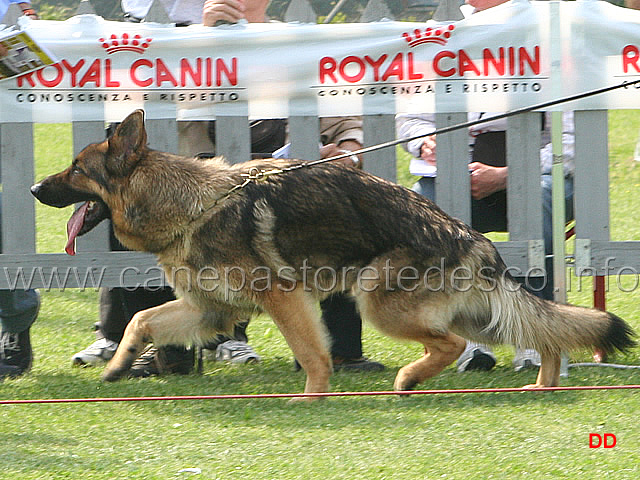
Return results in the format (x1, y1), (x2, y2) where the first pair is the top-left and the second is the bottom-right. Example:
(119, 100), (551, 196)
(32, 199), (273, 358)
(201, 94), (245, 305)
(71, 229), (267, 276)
(393, 332), (466, 391)
(260, 287), (332, 400)
(102, 299), (203, 382)
(354, 270), (466, 391)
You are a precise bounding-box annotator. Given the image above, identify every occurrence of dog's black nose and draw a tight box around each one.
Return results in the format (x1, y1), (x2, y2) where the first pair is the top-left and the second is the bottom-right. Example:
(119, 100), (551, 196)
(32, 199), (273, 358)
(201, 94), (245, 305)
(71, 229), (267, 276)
(30, 183), (42, 198)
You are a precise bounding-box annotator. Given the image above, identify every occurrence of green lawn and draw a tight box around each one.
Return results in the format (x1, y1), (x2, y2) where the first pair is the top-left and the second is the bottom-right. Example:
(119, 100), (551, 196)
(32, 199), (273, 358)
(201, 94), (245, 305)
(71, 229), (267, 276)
(1, 112), (639, 479)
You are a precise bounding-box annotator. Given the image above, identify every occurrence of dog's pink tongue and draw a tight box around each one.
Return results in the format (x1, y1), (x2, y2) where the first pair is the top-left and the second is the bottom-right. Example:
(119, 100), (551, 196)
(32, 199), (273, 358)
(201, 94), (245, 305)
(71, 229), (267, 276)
(65, 202), (89, 256)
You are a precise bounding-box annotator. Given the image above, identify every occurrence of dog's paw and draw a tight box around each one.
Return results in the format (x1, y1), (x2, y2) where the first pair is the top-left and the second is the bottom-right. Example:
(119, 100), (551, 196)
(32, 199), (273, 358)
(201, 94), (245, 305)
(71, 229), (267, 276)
(521, 383), (553, 390)
(393, 375), (419, 392)
(102, 367), (127, 382)
(287, 396), (322, 404)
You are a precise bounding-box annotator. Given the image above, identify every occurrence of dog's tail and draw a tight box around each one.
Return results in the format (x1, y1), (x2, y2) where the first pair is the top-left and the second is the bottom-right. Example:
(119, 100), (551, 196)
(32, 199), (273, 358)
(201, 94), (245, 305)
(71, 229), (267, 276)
(482, 283), (636, 357)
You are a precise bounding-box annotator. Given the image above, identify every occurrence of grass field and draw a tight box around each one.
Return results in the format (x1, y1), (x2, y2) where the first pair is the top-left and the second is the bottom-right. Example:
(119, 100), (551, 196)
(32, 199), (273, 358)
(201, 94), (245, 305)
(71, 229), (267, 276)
(1, 112), (640, 479)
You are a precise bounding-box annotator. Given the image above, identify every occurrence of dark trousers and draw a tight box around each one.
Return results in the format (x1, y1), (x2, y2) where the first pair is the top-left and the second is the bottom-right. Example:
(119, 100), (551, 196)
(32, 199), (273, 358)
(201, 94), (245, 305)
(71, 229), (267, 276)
(98, 286), (175, 343)
(321, 293), (363, 359)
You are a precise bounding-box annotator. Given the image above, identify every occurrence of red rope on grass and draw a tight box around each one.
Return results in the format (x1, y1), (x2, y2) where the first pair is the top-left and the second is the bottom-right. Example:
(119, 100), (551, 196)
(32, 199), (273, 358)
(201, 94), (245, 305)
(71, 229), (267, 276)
(2, 384), (640, 405)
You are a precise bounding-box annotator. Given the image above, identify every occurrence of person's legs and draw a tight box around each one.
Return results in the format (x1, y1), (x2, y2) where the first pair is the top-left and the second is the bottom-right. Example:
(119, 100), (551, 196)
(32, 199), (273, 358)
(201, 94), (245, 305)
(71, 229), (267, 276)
(0, 193), (41, 378)
(202, 320), (261, 365)
(111, 285), (199, 377)
(456, 341), (496, 372)
(98, 287), (132, 343)
(72, 286), (183, 368)
(518, 174), (575, 303)
(320, 293), (384, 372)
(321, 293), (362, 359)
(470, 185), (545, 371)
(0, 290), (40, 334)
(411, 176), (437, 201)
(0, 290), (40, 378)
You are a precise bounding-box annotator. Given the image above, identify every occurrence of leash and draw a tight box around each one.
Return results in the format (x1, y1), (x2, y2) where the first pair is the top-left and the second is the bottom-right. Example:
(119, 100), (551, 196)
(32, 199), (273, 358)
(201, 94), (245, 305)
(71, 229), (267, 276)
(309, 78), (640, 168)
(207, 165), (287, 209)
(209, 78), (640, 206)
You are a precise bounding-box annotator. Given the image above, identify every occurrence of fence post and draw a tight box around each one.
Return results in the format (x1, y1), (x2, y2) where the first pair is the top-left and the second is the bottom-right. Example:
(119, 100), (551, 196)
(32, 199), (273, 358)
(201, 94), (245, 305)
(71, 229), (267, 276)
(434, 112), (471, 224)
(574, 111), (609, 244)
(506, 112), (545, 273)
(433, 0), (463, 21)
(284, 0), (316, 23)
(363, 114), (396, 182)
(144, 0), (171, 23)
(289, 115), (321, 161)
(0, 123), (36, 254)
(76, 0), (97, 15)
(214, 116), (251, 164)
(361, 0), (394, 22)
(0, 3), (23, 25)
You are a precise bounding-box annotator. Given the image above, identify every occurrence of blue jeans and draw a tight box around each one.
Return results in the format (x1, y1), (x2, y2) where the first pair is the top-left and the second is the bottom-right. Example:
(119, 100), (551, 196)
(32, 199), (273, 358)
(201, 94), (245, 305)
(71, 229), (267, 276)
(413, 174), (575, 301)
(0, 194), (40, 334)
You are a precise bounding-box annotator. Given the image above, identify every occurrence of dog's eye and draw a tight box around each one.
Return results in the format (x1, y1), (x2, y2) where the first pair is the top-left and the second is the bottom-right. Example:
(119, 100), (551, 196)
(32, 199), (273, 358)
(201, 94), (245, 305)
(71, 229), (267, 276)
(71, 166), (83, 176)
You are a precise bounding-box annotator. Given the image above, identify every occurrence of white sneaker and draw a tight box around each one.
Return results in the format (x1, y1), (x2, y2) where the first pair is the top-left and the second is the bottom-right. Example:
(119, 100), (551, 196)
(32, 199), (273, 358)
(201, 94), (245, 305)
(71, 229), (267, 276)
(513, 348), (541, 372)
(456, 342), (496, 372)
(71, 338), (118, 366)
(214, 340), (261, 364)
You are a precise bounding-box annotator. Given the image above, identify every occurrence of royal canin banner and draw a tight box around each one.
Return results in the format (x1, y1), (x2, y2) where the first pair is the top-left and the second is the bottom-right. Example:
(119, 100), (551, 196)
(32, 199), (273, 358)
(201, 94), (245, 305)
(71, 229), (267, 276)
(1, 0), (640, 123)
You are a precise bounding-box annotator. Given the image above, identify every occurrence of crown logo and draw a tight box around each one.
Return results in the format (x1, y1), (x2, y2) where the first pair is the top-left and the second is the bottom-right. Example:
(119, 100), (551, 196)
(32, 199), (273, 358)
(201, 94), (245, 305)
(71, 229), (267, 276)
(402, 24), (455, 48)
(99, 33), (152, 54)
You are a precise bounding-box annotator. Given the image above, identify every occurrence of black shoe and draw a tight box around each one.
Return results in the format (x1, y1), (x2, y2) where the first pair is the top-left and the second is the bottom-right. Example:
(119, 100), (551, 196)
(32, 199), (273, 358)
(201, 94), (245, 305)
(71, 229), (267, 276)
(294, 356), (385, 372)
(129, 344), (194, 378)
(457, 347), (496, 373)
(0, 329), (33, 379)
(333, 356), (385, 372)
(0, 362), (22, 379)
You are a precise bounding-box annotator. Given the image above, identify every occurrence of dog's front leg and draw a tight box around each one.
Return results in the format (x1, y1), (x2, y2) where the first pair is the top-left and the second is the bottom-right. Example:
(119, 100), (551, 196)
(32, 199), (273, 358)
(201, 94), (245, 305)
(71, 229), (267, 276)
(261, 287), (332, 401)
(102, 299), (202, 382)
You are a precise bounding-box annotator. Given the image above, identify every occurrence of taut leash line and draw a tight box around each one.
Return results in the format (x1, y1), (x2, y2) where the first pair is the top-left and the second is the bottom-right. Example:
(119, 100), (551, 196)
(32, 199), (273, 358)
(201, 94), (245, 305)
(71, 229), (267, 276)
(304, 78), (640, 169)
(208, 78), (640, 206)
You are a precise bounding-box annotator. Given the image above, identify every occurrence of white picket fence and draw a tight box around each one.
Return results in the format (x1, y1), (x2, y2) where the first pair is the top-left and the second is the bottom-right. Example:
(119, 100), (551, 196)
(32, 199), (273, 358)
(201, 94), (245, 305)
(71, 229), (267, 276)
(0, 0), (637, 300)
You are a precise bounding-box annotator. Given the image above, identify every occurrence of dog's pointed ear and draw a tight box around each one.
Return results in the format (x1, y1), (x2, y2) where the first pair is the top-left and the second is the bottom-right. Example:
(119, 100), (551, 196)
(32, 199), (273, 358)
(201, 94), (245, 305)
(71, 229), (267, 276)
(106, 110), (148, 176)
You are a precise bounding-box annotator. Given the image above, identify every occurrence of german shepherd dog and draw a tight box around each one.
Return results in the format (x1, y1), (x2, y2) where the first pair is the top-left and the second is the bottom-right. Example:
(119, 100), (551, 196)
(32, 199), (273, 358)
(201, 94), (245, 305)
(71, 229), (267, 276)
(31, 110), (635, 396)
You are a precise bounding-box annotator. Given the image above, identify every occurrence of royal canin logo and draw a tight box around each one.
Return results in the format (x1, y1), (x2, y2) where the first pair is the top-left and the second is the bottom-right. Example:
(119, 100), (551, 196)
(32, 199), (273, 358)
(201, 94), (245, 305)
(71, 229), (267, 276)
(402, 25), (455, 48)
(99, 33), (152, 54)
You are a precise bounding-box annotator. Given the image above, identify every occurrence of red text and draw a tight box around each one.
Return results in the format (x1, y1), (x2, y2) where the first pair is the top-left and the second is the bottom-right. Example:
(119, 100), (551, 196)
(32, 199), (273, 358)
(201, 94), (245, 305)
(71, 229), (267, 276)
(318, 47), (540, 84)
(589, 433), (617, 448)
(623, 45), (640, 73)
(17, 57), (238, 88)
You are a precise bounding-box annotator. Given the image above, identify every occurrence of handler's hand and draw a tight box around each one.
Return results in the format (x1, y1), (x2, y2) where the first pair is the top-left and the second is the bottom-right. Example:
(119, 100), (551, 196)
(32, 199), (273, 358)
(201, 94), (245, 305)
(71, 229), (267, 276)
(469, 162), (508, 200)
(320, 143), (362, 169)
(420, 135), (436, 167)
(203, 0), (246, 26)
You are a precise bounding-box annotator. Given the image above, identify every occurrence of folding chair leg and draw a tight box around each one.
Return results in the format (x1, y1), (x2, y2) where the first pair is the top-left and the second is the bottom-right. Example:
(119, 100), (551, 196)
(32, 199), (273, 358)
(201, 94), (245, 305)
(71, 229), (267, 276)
(593, 276), (607, 363)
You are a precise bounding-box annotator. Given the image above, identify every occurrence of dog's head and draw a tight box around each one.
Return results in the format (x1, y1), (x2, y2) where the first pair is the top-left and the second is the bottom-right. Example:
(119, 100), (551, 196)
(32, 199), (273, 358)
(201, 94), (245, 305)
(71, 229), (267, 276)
(31, 109), (148, 255)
